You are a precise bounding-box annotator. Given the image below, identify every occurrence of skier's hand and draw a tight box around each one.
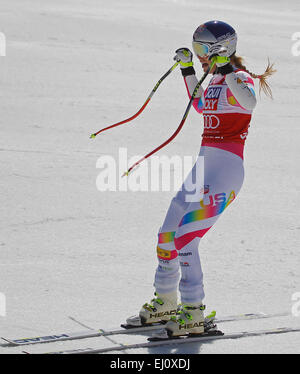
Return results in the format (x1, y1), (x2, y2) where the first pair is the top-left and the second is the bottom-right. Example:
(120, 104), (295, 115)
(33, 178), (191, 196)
(208, 45), (233, 75)
(208, 45), (230, 67)
(174, 48), (193, 68)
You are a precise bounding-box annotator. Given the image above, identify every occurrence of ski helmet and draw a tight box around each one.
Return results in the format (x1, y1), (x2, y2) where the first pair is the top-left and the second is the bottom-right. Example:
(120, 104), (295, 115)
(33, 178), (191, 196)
(192, 20), (237, 58)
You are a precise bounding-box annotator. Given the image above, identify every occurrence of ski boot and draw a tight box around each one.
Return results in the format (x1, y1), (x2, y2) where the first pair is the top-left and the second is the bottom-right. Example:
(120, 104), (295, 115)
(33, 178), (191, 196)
(126, 291), (178, 327)
(165, 303), (205, 337)
(148, 308), (223, 341)
(204, 310), (218, 332)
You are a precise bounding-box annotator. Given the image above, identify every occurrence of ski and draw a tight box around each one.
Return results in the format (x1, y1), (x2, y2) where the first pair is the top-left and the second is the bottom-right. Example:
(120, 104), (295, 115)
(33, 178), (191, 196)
(0, 324), (162, 347)
(35, 326), (300, 354)
(0, 311), (289, 348)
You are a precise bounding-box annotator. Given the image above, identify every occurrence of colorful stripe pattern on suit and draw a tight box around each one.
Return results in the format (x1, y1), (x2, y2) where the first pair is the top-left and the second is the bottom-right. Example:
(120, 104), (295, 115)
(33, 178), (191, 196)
(158, 231), (176, 244)
(157, 231), (177, 260)
(179, 191), (235, 227)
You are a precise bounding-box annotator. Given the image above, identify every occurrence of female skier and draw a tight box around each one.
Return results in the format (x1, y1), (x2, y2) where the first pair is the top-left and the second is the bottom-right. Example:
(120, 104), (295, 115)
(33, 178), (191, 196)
(128, 20), (275, 337)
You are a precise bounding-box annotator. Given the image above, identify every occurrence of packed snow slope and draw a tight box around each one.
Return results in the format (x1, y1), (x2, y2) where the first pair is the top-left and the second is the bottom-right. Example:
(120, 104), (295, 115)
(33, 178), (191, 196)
(0, 0), (299, 353)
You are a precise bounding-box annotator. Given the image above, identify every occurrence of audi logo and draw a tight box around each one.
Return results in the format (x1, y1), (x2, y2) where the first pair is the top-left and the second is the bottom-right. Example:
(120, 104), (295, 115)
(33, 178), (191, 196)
(203, 115), (220, 129)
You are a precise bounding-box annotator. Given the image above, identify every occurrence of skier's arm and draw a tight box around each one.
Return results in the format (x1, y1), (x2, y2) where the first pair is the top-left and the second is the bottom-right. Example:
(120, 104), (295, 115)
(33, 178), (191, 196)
(174, 48), (204, 113)
(182, 69), (204, 113)
(225, 71), (256, 111)
(211, 53), (256, 111)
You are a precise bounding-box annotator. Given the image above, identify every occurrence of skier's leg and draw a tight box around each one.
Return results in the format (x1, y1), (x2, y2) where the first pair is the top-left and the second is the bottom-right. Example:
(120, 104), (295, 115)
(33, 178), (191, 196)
(153, 200), (185, 296)
(138, 157), (204, 325)
(138, 198), (186, 325)
(176, 146), (244, 304)
(154, 153), (205, 295)
(177, 237), (204, 303)
(165, 146), (244, 336)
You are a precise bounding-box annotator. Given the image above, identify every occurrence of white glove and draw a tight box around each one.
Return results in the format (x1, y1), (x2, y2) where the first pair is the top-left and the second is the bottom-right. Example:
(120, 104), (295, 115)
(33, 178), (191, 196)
(173, 48), (193, 68)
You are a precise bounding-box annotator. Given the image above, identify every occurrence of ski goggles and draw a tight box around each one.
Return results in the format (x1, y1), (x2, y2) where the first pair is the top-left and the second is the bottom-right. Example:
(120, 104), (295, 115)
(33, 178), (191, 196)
(192, 41), (210, 57)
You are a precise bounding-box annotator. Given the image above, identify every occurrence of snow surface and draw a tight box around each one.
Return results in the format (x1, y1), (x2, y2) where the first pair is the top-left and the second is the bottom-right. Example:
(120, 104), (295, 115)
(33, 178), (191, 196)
(0, 0), (299, 354)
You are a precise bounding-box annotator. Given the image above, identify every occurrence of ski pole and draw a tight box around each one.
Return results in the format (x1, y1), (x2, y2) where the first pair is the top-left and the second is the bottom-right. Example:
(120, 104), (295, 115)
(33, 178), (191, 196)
(122, 60), (216, 177)
(90, 61), (179, 139)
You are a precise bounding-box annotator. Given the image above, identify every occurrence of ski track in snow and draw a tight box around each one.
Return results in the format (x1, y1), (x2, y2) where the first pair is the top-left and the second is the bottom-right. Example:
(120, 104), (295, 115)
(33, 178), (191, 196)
(0, 0), (300, 354)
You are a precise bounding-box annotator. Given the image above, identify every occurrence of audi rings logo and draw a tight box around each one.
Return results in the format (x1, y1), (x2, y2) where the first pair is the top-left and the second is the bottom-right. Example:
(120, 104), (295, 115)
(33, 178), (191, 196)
(203, 115), (220, 129)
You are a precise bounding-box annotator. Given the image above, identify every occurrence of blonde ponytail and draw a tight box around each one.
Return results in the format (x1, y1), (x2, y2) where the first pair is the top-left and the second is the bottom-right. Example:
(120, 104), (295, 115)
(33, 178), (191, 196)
(230, 55), (276, 99)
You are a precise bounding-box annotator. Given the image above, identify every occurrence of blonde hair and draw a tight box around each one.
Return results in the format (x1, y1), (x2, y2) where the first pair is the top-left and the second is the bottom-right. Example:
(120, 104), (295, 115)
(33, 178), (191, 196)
(230, 55), (276, 99)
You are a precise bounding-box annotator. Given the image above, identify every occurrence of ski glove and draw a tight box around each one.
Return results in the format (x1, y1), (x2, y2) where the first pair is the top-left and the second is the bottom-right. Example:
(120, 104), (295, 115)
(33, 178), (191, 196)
(174, 48), (194, 68)
(208, 45), (234, 75)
